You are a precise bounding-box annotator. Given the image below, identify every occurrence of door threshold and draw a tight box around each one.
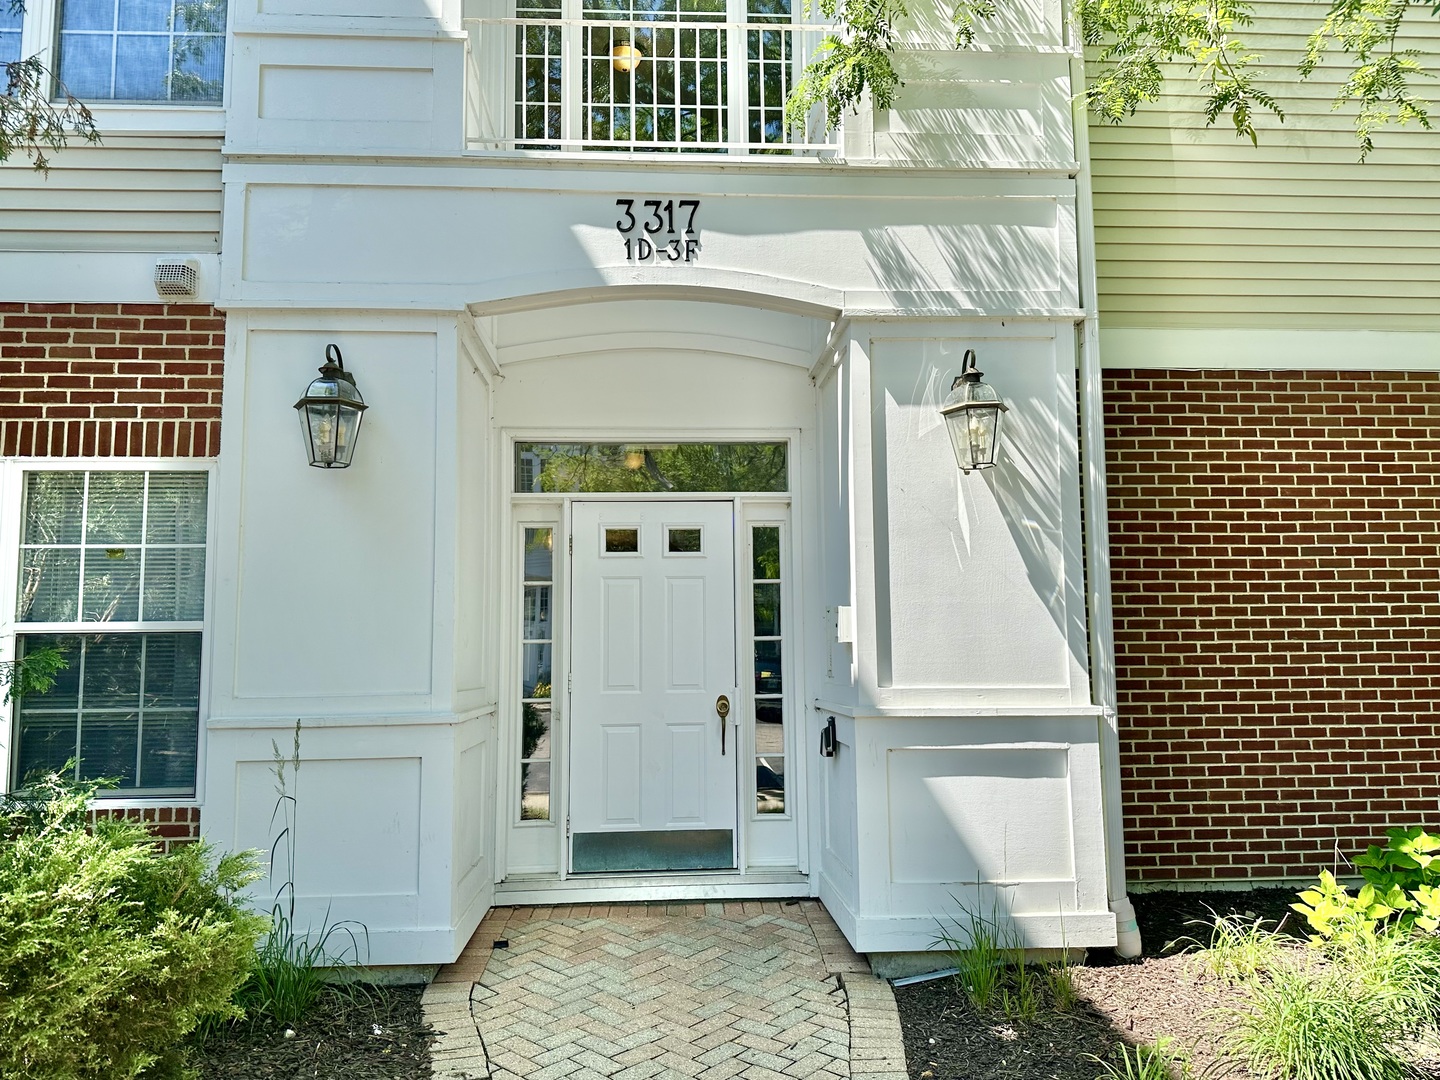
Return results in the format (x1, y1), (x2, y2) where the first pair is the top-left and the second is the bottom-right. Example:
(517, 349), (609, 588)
(495, 870), (810, 906)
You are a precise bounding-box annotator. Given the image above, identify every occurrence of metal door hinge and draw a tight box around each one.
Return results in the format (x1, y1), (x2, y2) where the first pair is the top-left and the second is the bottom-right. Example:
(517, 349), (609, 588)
(568, 534), (573, 554)
(565, 817), (571, 837)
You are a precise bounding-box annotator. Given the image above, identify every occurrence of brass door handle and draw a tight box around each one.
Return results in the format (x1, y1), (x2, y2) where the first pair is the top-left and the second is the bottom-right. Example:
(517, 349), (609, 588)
(716, 694), (730, 755)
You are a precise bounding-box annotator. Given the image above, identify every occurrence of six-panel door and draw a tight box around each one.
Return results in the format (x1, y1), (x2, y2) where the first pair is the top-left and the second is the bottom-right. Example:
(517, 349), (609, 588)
(568, 501), (739, 872)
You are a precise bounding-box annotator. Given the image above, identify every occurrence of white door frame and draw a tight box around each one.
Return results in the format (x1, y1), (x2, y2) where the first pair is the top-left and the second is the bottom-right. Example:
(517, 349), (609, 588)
(495, 433), (809, 888)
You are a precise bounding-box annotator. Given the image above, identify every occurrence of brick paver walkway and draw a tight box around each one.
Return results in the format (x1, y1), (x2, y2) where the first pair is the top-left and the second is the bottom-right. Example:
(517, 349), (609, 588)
(423, 901), (907, 1080)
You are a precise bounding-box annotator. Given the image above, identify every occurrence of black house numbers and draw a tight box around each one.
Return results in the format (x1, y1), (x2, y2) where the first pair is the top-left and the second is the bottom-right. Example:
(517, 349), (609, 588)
(615, 198), (700, 263)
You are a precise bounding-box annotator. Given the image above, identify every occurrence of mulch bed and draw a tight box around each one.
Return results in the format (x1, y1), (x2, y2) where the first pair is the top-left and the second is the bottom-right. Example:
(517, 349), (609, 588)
(191, 985), (434, 1080)
(893, 888), (1307, 1080)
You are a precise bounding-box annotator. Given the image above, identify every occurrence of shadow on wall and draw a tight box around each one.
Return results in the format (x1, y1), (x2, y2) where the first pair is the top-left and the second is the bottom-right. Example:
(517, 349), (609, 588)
(868, 337), (1082, 684)
(858, 207), (1068, 314)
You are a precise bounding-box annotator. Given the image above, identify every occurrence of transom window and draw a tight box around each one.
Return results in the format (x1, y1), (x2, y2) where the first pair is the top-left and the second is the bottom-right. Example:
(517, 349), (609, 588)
(505, 0), (822, 152)
(515, 442), (787, 492)
(10, 470), (208, 797)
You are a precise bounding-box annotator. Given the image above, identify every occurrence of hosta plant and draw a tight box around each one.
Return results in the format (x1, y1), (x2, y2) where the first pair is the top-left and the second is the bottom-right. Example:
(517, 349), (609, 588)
(1293, 828), (1440, 941)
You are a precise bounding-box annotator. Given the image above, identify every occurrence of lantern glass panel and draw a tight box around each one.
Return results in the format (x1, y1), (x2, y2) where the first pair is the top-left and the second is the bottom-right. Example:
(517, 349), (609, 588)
(945, 407), (1001, 471)
(303, 402), (340, 468)
(335, 406), (364, 467)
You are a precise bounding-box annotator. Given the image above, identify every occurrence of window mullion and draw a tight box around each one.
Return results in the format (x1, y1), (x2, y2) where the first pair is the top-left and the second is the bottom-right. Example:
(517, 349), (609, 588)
(561, 0), (580, 145)
(725, 0), (745, 150)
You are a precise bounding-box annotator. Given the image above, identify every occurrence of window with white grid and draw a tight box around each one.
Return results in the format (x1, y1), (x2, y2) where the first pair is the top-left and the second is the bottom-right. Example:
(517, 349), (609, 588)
(56, 0), (227, 102)
(10, 470), (208, 797)
(514, 0), (803, 151)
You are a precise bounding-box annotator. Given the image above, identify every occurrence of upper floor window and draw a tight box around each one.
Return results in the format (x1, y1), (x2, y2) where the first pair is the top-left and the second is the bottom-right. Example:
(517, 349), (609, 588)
(0, 4), (21, 67)
(499, 0), (828, 153)
(55, 0), (227, 103)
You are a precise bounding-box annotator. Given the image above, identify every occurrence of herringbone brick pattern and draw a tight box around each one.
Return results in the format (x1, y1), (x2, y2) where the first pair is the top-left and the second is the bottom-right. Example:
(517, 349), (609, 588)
(424, 902), (906, 1080)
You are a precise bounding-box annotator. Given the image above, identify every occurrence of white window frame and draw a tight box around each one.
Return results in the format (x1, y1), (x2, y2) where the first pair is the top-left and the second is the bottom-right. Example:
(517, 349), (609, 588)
(504, 0), (817, 154)
(13, 0), (228, 123)
(0, 458), (217, 808)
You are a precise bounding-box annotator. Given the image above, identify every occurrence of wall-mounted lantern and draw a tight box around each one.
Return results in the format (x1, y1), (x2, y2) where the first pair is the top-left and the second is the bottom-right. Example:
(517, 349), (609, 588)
(940, 349), (1008, 472)
(294, 344), (368, 469)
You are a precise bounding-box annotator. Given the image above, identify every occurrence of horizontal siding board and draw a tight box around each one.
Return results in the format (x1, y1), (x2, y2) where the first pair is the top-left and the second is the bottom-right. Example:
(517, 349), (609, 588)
(0, 231), (222, 252)
(1098, 231), (1440, 250)
(1100, 260), (1440, 280)
(0, 210), (222, 232)
(1101, 311), (1440, 330)
(1, 190), (223, 212)
(1101, 274), (1440, 297)
(1090, 0), (1440, 331)
(0, 134), (221, 254)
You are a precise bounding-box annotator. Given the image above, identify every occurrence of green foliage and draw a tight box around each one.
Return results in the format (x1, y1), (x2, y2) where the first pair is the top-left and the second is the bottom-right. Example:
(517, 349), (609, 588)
(0, 773), (266, 1080)
(0, 644), (68, 706)
(1293, 829), (1440, 941)
(933, 899), (1075, 1021)
(1300, 0), (1433, 159)
(1182, 908), (1283, 983)
(935, 901), (1010, 1011)
(1089, 1037), (1189, 1080)
(783, 0), (1435, 158)
(2, 0), (101, 169)
(1046, 953), (1082, 1012)
(1201, 849), (1440, 1080)
(785, 0), (906, 132)
(1227, 960), (1409, 1080)
(1078, 0), (1283, 145)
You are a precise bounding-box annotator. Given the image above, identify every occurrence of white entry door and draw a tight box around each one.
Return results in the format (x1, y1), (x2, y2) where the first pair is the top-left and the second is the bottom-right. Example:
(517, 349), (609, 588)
(569, 501), (739, 873)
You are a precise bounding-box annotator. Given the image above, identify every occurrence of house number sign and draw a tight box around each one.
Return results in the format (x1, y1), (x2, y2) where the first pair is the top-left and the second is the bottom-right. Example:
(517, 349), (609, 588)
(615, 198), (701, 263)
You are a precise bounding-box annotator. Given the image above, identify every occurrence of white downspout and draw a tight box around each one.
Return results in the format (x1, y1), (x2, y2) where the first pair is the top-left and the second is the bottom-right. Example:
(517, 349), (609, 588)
(1070, 51), (1142, 959)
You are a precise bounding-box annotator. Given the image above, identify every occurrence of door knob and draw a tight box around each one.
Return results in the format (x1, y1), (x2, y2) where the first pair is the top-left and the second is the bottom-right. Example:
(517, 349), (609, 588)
(716, 694), (730, 754)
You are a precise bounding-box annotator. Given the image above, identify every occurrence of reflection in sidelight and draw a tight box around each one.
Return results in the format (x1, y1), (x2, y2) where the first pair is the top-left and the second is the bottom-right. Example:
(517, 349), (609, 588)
(752, 525), (784, 814)
(520, 527), (554, 821)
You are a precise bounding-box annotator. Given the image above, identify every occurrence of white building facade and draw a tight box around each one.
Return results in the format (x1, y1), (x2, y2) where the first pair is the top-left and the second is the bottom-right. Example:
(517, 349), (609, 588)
(1, 0), (1132, 967)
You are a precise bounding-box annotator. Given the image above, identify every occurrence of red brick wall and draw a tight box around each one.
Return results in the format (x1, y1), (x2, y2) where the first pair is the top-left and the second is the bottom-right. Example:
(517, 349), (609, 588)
(1, 300), (222, 838)
(90, 806), (202, 853)
(0, 302), (223, 457)
(1104, 370), (1440, 881)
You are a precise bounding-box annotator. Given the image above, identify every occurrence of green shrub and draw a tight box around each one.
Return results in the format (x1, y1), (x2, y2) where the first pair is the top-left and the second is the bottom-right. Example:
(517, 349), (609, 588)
(1293, 828), (1440, 942)
(0, 774), (266, 1080)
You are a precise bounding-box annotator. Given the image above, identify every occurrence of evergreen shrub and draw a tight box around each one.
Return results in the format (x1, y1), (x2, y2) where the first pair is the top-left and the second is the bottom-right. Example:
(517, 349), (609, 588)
(0, 773), (266, 1080)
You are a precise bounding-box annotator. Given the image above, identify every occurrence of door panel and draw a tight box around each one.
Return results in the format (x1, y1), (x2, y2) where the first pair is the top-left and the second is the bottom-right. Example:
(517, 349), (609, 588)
(569, 501), (738, 873)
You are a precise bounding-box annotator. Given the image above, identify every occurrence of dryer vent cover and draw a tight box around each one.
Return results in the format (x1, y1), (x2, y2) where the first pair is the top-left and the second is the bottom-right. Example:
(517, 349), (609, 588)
(154, 258), (199, 297)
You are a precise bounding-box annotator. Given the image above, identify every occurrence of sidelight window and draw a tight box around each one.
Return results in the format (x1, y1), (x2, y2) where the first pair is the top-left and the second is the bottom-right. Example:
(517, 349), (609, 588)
(518, 526), (554, 821)
(751, 523), (784, 815)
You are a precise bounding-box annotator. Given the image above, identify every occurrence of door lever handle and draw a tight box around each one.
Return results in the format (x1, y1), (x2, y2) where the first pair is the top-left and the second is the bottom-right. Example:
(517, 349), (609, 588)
(716, 694), (730, 755)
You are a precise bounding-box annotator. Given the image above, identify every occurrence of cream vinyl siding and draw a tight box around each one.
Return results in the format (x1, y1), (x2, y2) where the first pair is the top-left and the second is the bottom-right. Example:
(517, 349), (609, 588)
(1088, 1), (1440, 331)
(0, 134), (222, 253)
